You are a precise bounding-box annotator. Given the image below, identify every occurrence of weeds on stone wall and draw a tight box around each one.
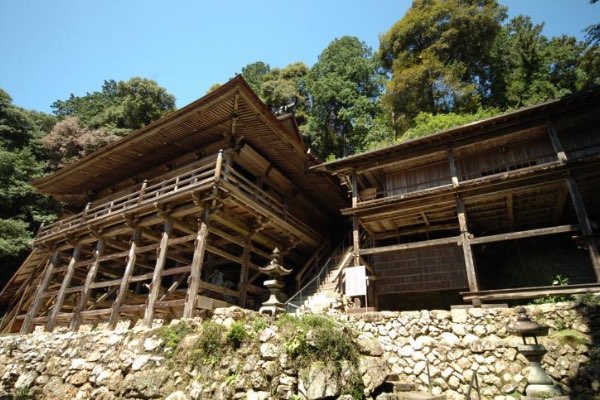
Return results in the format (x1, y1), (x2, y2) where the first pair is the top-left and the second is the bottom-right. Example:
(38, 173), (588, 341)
(276, 314), (365, 398)
(189, 320), (227, 366)
(154, 320), (193, 353)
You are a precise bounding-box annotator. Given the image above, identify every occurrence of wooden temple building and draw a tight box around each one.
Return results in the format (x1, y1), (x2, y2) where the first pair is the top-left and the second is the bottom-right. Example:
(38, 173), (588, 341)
(0, 77), (347, 333)
(1, 78), (600, 333)
(313, 88), (600, 310)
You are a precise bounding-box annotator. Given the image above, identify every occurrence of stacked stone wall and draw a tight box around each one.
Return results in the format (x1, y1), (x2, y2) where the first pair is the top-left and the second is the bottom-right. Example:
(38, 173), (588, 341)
(346, 302), (599, 398)
(0, 302), (597, 399)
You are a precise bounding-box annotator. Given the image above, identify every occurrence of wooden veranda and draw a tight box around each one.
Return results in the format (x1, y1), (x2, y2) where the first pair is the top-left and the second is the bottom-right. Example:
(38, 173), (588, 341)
(314, 88), (600, 308)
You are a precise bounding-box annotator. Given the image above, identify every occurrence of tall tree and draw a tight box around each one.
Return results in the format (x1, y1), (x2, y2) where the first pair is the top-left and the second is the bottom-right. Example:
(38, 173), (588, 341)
(585, 0), (600, 45)
(261, 62), (310, 120)
(47, 77), (176, 167)
(52, 77), (176, 135)
(241, 61), (271, 95)
(0, 90), (60, 285)
(378, 0), (507, 132)
(41, 117), (119, 169)
(305, 36), (383, 159)
(492, 16), (598, 108)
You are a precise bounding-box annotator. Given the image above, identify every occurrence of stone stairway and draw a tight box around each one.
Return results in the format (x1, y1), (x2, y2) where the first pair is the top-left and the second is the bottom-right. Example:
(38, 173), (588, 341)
(292, 246), (354, 313)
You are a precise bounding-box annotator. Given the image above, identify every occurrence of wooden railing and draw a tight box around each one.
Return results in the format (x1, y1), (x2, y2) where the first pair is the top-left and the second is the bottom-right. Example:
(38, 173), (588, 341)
(358, 151), (562, 204)
(36, 155), (320, 244)
(36, 161), (219, 242)
(220, 164), (319, 238)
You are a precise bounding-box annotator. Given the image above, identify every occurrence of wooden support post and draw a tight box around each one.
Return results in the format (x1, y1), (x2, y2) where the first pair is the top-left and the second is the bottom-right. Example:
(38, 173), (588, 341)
(108, 227), (142, 329)
(71, 239), (105, 331)
(46, 245), (81, 332)
(506, 194), (514, 230)
(566, 176), (600, 280)
(447, 148), (460, 187)
(456, 197), (480, 304)
(351, 170), (360, 266)
(143, 218), (173, 328)
(21, 251), (61, 334)
(214, 149), (224, 184)
(238, 236), (252, 307)
(547, 119), (568, 163)
(183, 212), (209, 318)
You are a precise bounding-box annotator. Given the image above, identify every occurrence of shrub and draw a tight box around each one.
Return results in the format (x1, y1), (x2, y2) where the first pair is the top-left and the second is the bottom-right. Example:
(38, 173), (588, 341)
(154, 320), (193, 351)
(190, 320), (226, 366)
(227, 322), (248, 349)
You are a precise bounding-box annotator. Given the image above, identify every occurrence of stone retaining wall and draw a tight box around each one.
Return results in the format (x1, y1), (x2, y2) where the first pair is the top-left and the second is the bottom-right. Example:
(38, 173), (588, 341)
(0, 301), (597, 399)
(345, 301), (599, 398)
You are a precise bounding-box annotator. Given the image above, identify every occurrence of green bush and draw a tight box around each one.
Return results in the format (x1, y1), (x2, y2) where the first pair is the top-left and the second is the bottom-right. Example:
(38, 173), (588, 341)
(227, 322), (248, 349)
(251, 316), (268, 333)
(276, 314), (364, 398)
(14, 385), (30, 400)
(531, 274), (573, 304)
(154, 320), (193, 351)
(190, 320), (226, 366)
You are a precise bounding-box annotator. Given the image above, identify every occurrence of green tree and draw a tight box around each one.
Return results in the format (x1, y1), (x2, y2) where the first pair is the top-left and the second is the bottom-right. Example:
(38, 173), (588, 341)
(401, 108), (501, 142)
(52, 77), (176, 134)
(305, 36), (383, 159)
(241, 61), (271, 95)
(0, 90), (60, 285)
(378, 0), (507, 132)
(493, 16), (598, 108)
(585, 0), (600, 45)
(261, 62), (310, 119)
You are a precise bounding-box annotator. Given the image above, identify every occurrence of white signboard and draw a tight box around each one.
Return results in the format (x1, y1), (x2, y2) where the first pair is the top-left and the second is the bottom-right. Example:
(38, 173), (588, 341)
(345, 266), (367, 297)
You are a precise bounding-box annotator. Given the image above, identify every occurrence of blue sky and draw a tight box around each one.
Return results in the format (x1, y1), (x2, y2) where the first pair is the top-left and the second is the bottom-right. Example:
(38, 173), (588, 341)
(1, 0), (598, 113)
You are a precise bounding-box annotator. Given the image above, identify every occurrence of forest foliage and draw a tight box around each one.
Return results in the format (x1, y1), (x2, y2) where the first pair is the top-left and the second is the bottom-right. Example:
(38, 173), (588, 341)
(0, 0), (599, 284)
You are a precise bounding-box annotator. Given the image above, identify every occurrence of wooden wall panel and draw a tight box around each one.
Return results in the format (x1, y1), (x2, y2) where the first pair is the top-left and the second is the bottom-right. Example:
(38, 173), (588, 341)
(457, 137), (556, 181)
(385, 162), (451, 196)
(374, 245), (467, 294)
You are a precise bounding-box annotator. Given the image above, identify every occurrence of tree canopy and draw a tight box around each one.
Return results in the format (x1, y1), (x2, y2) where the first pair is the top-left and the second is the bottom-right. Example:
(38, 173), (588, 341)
(52, 77), (176, 135)
(304, 36), (384, 159)
(0, 92), (60, 284)
(378, 0), (507, 131)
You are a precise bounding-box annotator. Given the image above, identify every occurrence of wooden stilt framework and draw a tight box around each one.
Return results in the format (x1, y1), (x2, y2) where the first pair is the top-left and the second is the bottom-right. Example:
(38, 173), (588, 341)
(21, 251), (61, 334)
(71, 239), (105, 331)
(183, 212), (209, 319)
(143, 217), (173, 328)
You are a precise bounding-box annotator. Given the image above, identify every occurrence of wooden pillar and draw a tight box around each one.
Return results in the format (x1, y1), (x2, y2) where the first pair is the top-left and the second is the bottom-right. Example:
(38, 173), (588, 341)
(238, 236), (252, 307)
(71, 239), (105, 331)
(567, 176), (600, 280)
(546, 119), (599, 278)
(214, 149), (224, 183)
(46, 245), (81, 332)
(456, 197), (480, 303)
(546, 119), (568, 163)
(447, 148), (460, 188)
(183, 212), (209, 318)
(143, 218), (173, 328)
(21, 251), (61, 334)
(108, 226), (142, 329)
(351, 170), (360, 266)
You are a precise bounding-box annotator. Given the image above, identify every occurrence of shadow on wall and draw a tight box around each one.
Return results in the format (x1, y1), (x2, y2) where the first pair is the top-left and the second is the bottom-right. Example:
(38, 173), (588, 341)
(567, 297), (600, 397)
(476, 235), (596, 290)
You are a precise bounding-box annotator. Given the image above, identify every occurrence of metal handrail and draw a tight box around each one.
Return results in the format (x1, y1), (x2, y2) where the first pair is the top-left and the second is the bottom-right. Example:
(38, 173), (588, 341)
(466, 368), (481, 399)
(285, 236), (353, 313)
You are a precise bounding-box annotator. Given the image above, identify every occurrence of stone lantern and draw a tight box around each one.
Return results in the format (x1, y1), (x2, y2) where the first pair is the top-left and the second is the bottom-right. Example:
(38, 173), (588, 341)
(258, 248), (292, 316)
(507, 306), (562, 398)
